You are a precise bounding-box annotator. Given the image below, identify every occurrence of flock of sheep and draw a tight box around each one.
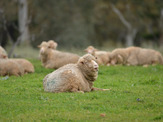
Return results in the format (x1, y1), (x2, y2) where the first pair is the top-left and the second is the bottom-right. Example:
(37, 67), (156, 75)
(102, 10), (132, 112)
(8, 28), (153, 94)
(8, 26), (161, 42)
(0, 40), (163, 93)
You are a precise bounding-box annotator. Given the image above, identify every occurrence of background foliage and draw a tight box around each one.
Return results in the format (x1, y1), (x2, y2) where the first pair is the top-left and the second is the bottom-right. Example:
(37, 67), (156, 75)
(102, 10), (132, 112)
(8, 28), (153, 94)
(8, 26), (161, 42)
(0, 0), (163, 50)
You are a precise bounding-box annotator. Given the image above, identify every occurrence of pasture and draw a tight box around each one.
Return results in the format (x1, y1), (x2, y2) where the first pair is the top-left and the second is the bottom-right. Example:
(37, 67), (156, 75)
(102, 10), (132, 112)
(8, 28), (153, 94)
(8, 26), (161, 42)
(0, 59), (162, 121)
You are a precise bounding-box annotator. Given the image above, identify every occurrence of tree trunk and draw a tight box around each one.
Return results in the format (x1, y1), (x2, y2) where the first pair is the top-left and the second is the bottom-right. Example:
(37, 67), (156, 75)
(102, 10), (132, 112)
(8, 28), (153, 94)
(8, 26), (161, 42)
(126, 33), (133, 46)
(126, 28), (137, 47)
(18, 0), (29, 44)
(160, 8), (163, 46)
(111, 4), (137, 47)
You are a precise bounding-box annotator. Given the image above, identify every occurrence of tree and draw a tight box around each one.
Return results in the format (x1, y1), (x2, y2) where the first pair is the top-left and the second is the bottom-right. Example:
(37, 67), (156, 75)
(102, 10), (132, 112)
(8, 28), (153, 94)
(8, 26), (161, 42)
(160, 8), (163, 45)
(111, 4), (137, 47)
(18, 0), (29, 44)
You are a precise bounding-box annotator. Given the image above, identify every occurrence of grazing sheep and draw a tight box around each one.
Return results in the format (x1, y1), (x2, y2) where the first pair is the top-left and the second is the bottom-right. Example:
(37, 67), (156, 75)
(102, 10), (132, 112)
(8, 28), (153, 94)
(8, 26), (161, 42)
(43, 54), (110, 93)
(38, 41), (80, 69)
(85, 46), (111, 65)
(0, 59), (24, 76)
(0, 46), (8, 59)
(11, 59), (35, 74)
(110, 46), (163, 66)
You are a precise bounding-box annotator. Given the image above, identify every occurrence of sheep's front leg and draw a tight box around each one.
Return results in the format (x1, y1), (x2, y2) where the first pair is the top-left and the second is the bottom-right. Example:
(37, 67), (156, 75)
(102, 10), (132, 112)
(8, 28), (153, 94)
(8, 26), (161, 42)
(70, 88), (84, 93)
(91, 87), (111, 91)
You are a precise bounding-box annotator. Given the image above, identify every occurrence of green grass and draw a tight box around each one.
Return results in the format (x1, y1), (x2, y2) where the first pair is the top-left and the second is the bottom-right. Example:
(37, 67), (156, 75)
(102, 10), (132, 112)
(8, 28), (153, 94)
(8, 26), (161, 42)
(0, 59), (162, 121)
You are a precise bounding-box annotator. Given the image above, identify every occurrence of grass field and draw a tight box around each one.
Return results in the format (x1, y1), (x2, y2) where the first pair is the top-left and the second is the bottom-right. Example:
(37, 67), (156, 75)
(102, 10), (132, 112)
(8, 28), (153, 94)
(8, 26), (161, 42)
(0, 59), (162, 121)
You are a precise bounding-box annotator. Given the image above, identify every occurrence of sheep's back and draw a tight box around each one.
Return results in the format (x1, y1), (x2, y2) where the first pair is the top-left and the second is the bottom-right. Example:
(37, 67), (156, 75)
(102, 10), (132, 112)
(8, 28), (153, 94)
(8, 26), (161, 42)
(43, 64), (88, 92)
(51, 51), (80, 68)
(0, 59), (24, 76)
(12, 59), (35, 73)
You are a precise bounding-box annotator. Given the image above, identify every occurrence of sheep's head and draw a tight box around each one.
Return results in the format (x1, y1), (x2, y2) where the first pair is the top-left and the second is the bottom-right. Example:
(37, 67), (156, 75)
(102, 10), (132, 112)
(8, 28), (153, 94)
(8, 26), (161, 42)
(47, 40), (58, 49)
(84, 46), (97, 55)
(78, 54), (99, 81)
(109, 53), (123, 65)
(38, 41), (51, 55)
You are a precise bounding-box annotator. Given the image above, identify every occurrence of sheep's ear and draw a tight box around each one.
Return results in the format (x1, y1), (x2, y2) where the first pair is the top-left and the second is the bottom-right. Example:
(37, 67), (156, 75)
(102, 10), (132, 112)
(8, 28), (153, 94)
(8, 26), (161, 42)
(48, 45), (51, 48)
(0, 54), (7, 59)
(3, 55), (7, 59)
(79, 58), (85, 64)
(84, 49), (88, 52)
(94, 48), (98, 51)
(38, 45), (41, 48)
(80, 61), (84, 64)
(48, 42), (58, 49)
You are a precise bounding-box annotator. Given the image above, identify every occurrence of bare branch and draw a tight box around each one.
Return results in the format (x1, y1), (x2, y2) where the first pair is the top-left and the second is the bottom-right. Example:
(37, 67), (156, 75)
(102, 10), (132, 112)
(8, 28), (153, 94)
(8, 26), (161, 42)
(0, 10), (14, 45)
(111, 4), (131, 30)
(0, 10), (22, 57)
(8, 35), (21, 57)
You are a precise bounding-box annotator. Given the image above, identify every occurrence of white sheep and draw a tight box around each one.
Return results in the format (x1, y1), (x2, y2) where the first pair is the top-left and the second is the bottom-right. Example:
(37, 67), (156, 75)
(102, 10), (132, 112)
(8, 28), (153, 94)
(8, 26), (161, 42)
(0, 59), (24, 76)
(11, 59), (35, 74)
(85, 46), (111, 65)
(43, 54), (110, 93)
(38, 41), (80, 69)
(110, 46), (163, 66)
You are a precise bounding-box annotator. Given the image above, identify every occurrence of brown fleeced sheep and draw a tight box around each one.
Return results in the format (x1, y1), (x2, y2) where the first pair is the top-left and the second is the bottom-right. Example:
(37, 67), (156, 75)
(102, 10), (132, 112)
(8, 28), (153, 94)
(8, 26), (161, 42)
(0, 46), (8, 59)
(85, 46), (111, 65)
(38, 41), (80, 69)
(11, 59), (35, 74)
(43, 54), (110, 93)
(0, 59), (24, 76)
(110, 46), (163, 66)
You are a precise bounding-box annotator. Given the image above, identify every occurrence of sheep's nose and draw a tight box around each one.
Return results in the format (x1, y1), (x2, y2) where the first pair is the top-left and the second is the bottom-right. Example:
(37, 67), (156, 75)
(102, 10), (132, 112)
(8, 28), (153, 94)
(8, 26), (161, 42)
(94, 63), (98, 68)
(88, 50), (93, 54)
(111, 60), (115, 65)
(92, 60), (99, 70)
(40, 48), (45, 54)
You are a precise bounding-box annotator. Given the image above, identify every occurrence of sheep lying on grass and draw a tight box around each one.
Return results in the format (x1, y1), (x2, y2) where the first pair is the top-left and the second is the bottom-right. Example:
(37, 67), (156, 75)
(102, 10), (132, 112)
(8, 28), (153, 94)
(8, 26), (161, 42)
(11, 59), (35, 74)
(0, 46), (34, 74)
(0, 46), (8, 59)
(110, 46), (163, 66)
(0, 59), (24, 76)
(85, 46), (111, 65)
(43, 54), (110, 93)
(38, 41), (80, 69)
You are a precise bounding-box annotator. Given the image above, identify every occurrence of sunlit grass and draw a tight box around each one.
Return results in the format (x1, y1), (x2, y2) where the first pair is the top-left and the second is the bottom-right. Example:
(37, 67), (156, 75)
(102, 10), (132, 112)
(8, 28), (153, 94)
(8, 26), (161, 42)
(0, 59), (162, 121)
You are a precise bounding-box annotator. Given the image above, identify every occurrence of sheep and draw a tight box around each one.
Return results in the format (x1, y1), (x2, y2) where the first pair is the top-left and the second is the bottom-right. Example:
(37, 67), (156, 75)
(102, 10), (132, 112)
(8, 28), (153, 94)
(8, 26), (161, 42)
(0, 59), (24, 76)
(85, 46), (111, 65)
(11, 59), (35, 74)
(109, 46), (163, 66)
(38, 41), (80, 69)
(134, 48), (163, 66)
(43, 54), (110, 93)
(0, 46), (8, 59)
